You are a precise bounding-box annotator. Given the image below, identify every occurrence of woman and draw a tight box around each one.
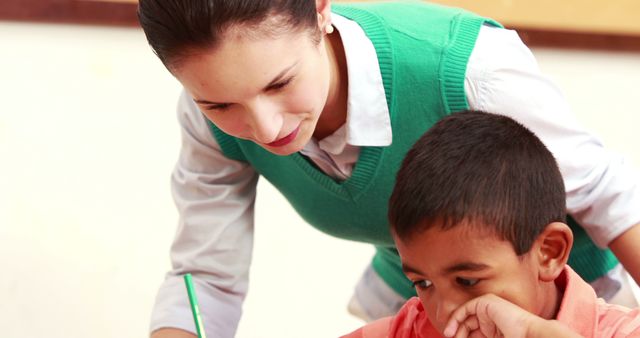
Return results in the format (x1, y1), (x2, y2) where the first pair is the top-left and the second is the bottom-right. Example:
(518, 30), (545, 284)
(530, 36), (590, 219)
(137, 1), (640, 337)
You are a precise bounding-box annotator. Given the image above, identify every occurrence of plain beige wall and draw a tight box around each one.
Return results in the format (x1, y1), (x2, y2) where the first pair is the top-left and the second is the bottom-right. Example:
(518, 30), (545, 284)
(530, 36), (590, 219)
(1, 20), (639, 338)
(432, 0), (640, 34)
(345, 0), (640, 34)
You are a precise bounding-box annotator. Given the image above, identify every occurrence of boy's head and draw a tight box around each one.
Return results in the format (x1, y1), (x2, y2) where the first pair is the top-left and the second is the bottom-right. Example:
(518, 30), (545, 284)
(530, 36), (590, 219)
(388, 111), (573, 332)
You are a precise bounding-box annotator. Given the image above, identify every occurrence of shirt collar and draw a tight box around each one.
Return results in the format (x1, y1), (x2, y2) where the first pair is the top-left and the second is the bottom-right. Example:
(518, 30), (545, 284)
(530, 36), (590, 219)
(555, 265), (598, 337)
(318, 13), (392, 149)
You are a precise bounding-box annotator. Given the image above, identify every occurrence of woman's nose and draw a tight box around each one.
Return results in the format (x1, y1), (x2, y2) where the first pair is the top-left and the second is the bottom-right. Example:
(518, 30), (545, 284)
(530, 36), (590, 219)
(244, 98), (282, 144)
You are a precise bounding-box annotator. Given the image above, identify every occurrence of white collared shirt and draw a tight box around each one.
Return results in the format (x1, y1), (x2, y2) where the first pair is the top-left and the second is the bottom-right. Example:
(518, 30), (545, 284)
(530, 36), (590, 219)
(150, 14), (640, 338)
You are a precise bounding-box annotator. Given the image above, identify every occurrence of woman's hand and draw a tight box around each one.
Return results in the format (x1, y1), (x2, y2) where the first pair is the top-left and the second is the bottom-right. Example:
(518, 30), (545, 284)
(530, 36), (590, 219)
(442, 294), (580, 338)
(151, 328), (197, 338)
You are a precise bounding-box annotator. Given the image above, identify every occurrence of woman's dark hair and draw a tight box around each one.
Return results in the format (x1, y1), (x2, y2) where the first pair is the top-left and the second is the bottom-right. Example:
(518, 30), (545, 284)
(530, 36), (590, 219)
(138, 0), (318, 69)
(388, 110), (567, 255)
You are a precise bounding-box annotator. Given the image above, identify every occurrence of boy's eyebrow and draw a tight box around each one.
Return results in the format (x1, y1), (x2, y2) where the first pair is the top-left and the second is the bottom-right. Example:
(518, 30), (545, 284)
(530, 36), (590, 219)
(193, 61), (299, 106)
(401, 262), (490, 276)
(443, 262), (490, 274)
(401, 263), (423, 275)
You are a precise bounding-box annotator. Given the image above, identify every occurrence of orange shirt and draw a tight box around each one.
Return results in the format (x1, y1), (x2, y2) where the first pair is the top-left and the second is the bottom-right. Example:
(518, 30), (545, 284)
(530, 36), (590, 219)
(341, 266), (640, 338)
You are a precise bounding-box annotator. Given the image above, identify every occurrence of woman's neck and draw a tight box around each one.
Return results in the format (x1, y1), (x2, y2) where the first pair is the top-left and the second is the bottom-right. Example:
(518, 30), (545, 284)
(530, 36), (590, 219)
(315, 29), (349, 140)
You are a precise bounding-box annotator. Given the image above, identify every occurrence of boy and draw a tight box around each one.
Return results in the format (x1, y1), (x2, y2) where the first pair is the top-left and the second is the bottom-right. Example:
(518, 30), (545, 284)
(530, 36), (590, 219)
(343, 111), (640, 337)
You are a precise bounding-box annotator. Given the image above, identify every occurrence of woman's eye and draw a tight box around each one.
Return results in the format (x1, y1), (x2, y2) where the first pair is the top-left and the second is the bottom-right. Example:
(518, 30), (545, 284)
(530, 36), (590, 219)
(267, 77), (293, 91)
(412, 279), (433, 289)
(206, 103), (231, 111)
(456, 277), (479, 287)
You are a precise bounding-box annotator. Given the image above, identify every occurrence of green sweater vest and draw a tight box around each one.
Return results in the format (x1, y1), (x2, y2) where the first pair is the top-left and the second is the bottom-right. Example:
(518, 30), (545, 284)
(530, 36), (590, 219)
(207, 2), (618, 298)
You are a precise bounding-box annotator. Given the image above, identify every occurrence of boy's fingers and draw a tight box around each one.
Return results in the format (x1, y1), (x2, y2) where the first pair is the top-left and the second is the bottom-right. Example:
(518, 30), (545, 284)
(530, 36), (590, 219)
(469, 331), (489, 338)
(452, 320), (470, 338)
(462, 317), (480, 332)
(443, 318), (461, 337)
(452, 315), (479, 338)
(446, 295), (507, 338)
(477, 313), (501, 337)
(445, 297), (485, 335)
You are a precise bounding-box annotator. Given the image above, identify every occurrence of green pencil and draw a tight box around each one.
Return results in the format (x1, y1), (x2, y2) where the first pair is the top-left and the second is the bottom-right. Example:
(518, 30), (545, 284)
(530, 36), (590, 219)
(184, 273), (207, 338)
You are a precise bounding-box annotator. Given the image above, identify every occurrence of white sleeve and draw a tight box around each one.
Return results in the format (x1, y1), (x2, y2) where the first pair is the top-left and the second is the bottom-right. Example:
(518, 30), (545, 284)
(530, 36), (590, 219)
(149, 90), (259, 337)
(465, 25), (640, 248)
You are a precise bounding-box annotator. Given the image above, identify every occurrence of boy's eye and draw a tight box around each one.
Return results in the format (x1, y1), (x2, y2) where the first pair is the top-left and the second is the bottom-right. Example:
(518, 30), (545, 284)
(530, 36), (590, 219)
(412, 279), (433, 289)
(455, 277), (479, 287)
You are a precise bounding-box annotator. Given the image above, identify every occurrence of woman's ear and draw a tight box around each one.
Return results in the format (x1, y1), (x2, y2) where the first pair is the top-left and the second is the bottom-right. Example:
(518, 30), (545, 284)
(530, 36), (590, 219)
(316, 0), (332, 31)
(532, 222), (574, 282)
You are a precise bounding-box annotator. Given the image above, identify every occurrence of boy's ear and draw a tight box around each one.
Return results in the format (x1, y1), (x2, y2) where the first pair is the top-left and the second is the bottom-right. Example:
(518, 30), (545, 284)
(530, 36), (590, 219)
(532, 222), (573, 282)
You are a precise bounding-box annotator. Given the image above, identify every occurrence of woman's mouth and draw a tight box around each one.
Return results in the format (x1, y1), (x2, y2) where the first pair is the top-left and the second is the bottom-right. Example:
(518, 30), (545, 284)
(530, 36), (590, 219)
(266, 126), (300, 147)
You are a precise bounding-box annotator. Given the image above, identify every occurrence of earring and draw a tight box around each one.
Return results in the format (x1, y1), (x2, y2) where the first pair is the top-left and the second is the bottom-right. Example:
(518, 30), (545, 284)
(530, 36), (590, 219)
(325, 24), (334, 34)
(318, 13), (333, 35)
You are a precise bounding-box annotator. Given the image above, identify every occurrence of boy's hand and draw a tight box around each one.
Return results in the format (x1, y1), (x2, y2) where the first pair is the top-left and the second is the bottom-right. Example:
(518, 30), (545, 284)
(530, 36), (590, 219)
(443, 294), (581, 338)
(443, 294), (533, 338)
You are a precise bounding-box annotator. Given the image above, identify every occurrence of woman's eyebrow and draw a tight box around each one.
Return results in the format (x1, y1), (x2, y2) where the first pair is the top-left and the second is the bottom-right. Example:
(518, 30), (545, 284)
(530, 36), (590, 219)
(193, 98), (221, 105)
(192, 61), (300, 105)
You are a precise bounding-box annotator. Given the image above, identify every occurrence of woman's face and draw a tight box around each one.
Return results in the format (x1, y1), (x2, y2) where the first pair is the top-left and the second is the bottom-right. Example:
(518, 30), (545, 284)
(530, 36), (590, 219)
(172, 26), (334, 156)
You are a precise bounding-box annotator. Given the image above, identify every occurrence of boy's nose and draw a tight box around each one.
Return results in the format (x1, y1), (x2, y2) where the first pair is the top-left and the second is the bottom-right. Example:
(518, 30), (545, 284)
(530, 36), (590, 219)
(435, 296), (459, 324)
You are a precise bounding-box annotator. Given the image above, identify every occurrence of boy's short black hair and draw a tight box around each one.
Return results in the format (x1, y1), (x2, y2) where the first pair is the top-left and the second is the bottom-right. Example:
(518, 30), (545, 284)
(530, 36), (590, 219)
(388, 110), (566, 255)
